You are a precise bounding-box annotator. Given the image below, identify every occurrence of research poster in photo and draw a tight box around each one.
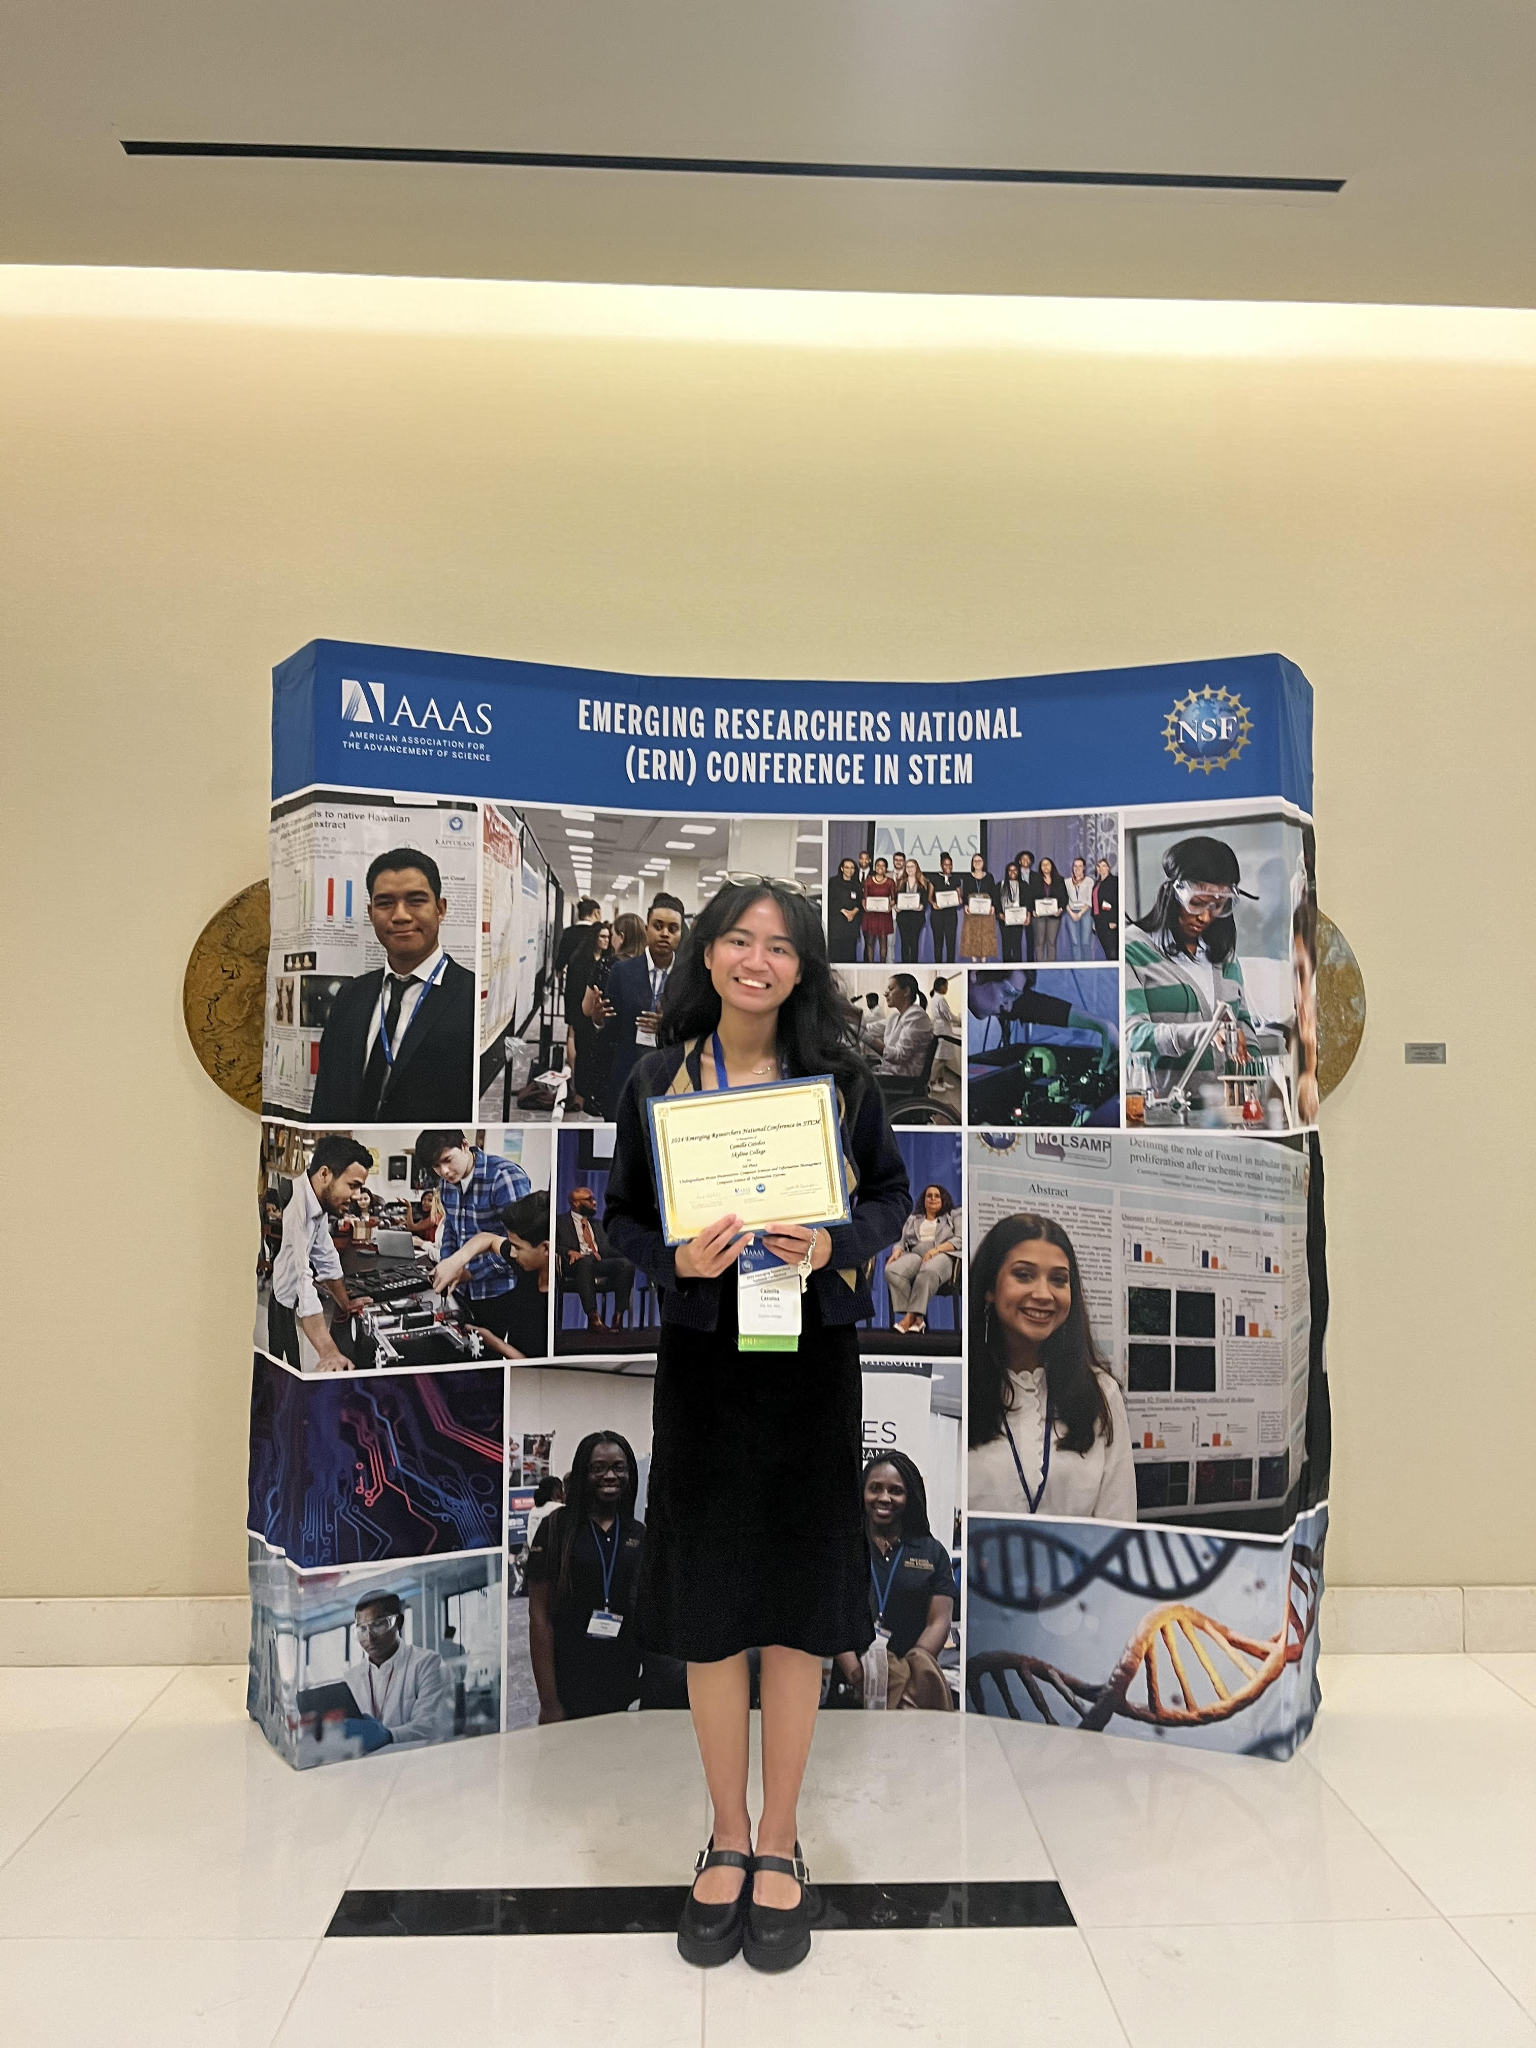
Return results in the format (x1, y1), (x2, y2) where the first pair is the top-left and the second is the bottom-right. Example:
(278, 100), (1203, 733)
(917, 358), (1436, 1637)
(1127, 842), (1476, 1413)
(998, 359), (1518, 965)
(968, 1129), (1309, 1517)
(263, 791), (479, 1117)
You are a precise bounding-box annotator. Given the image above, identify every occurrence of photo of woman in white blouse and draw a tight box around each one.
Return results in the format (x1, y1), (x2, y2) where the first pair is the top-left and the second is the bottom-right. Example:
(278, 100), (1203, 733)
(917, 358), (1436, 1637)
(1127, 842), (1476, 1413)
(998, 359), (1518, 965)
(967, 1212), (1136, 1520)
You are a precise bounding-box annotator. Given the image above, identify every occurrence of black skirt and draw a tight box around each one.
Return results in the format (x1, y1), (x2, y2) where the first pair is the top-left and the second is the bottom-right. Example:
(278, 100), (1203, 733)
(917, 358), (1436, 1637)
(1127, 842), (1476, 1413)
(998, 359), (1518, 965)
(636, 1281), (875, 1664)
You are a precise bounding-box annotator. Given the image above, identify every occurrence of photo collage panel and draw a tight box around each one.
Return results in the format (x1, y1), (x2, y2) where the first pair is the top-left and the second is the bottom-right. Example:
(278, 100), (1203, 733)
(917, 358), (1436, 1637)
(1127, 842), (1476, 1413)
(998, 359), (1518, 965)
(253, 773), (1323, 1761)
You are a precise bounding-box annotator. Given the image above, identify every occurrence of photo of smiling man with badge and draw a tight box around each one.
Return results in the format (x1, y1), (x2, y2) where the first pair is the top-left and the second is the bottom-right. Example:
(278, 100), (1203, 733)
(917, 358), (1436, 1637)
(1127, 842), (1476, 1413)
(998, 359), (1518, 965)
(603, 876), (909, 1973)
(308, 844), (476, 1122)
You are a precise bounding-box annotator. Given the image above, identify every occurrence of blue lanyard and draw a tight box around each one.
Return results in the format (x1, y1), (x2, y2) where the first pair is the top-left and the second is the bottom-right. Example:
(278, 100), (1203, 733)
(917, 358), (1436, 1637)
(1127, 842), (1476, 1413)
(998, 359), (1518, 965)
(1003, 1393), (1054, 1515)
(377, 954), (448, 1066)
(590, 1517), (621, 1611)
(869, 1540), (906, 1623)
(710, 1031), (779, 1090)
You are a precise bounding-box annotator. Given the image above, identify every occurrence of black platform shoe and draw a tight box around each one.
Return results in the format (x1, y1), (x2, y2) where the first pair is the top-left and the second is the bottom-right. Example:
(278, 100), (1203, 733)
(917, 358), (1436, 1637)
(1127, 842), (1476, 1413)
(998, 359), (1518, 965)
(742, 1842), (813, 1974)
(677, 1841), (752, 1968)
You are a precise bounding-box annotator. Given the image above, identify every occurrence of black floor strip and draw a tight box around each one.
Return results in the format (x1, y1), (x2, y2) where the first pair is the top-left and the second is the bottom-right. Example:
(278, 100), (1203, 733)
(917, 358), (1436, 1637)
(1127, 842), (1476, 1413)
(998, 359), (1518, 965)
(327, 1879), (1073, 1938)
(119, 140), (1344, 195)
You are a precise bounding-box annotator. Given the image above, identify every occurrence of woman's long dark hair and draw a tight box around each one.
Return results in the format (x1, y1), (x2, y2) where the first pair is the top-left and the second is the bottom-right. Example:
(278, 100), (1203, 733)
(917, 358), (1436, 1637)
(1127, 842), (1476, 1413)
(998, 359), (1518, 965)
(967, 1214), (1113, 1456)
(914, 1182), (955, 1218)
(1133, 835), (1243, 966)
(862, 1449), (932, 1541)
(551, 1430), (639, 1605)
(659, 881), (868, 1091)
(573, 921), (606, 964)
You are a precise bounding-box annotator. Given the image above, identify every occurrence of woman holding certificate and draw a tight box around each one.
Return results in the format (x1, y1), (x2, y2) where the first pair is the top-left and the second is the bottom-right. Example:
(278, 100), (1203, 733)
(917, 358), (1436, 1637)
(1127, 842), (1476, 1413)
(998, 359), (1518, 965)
(1030, 855), (1065, 960)
(959, 853), (1001, 961)
(999, 861), (1030, 963)
(894, 855), (930, 963)
(826, 857), (863, 962)
(859, 856), (897, 963)
(605, 877), (910, 1975)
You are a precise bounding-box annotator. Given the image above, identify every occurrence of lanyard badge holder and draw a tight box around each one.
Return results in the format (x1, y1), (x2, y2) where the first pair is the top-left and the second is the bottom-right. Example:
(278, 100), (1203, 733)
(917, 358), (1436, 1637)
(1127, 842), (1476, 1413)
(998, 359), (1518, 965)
(635, 965), (667, 1048)
(1003, 1396), (1054, 1515)
(376, 953), (448, 1068)
(586, 1519), (624, 1638)
(737, 1234), (814, 1351)
(708, 1032), (818, 1354)
(869, 1541), (906, 1643)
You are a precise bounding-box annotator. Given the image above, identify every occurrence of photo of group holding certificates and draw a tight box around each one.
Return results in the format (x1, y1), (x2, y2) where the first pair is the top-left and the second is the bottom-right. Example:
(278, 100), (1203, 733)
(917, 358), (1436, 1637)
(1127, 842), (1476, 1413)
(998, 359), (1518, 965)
(251, 642), (1333, 1864)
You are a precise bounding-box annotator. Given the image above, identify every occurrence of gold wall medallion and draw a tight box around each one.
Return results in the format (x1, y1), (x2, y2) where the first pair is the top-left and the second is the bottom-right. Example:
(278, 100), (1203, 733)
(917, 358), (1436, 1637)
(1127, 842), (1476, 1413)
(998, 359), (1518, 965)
(182, 880), (269, 1113)
(1315, 911), (1365, 1101)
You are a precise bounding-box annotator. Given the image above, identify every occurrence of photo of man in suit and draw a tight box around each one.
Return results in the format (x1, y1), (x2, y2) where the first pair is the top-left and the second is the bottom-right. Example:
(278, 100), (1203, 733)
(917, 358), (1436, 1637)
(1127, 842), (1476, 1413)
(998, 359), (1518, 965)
(557, 1186), (636, 1331)
(583, 893), (684, 1109)
(309, 848), (475, 1122)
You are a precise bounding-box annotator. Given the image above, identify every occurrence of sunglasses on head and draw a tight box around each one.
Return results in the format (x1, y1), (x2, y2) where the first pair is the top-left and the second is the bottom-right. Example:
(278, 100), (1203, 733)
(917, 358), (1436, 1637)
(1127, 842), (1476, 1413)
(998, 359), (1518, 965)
(721, 873), (810, 897)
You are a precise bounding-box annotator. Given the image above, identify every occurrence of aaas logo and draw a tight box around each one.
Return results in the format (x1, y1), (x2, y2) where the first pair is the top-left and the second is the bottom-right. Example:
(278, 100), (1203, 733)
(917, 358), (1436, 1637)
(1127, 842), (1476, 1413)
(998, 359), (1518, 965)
(339, 678), (495, 735)
(1163, 686), (1252, 774)
(342, 679), (386, 724)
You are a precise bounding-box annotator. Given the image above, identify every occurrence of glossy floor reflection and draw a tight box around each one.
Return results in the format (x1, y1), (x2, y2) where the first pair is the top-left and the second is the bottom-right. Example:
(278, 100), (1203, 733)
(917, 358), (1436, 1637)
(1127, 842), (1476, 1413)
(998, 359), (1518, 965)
(0, 1656), (1532, 2046)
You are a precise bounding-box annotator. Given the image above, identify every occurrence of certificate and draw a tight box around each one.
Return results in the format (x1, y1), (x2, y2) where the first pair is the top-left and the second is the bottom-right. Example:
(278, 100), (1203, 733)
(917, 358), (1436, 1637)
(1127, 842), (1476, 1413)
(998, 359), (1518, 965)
(647, 1075), (851, 1245)
(934, 889), (960, 910)
(967, 894), (993, 914)
(896, 890), (922, 911)
(1002, 906), (1028, 926)
(1034, 896), (1060, 916)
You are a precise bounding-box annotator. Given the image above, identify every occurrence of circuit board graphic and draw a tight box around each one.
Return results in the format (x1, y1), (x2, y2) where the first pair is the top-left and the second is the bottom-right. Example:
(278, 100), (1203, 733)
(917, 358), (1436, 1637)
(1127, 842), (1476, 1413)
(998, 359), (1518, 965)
(248, 1354), (505, 1567)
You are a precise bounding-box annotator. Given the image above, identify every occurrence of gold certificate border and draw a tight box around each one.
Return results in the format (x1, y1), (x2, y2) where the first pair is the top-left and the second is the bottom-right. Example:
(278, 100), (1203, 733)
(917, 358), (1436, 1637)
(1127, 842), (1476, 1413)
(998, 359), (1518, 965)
(649, 1076), (850, 1245)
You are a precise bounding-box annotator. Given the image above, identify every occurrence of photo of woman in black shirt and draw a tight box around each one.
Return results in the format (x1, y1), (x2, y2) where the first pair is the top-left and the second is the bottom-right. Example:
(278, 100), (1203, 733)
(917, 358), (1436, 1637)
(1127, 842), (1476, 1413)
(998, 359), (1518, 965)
(525, 1430), (645, 1722)
(834, 1451), (956, 1712)
(827, 857), (863, 963)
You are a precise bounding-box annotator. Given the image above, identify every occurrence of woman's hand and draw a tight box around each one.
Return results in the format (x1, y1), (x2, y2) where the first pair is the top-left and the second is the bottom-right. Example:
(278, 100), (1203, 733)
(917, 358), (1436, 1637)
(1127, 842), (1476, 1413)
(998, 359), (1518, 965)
(762, 1224), (832, 1271)
(674, 1214), (745, 1280)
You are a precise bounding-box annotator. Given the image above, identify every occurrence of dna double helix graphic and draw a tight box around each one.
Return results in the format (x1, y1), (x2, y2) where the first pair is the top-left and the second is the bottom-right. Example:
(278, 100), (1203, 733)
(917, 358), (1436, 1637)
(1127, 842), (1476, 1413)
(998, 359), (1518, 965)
(968, 1522), (1239, 1613)
(967, 1540), (1324, 1734)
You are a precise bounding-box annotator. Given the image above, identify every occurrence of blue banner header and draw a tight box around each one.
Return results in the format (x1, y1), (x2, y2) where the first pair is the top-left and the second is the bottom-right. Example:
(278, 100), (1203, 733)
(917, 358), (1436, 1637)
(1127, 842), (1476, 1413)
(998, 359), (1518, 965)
(273, 640), (1312, 815)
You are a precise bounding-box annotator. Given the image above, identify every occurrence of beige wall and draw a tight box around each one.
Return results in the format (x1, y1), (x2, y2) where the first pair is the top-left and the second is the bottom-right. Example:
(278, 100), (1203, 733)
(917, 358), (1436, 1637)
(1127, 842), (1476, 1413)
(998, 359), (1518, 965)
(3, 285), (1532, 1598)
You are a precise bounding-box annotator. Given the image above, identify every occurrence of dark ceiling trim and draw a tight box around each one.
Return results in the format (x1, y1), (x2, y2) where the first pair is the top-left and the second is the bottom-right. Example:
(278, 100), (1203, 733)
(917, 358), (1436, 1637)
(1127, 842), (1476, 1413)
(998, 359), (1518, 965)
(120, 140), (1344, 194)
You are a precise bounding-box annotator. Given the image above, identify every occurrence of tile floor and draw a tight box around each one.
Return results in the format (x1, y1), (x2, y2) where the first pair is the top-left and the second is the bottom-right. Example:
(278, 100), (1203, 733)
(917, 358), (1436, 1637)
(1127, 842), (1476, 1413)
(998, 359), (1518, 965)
(0, 1655), (1532, 2046)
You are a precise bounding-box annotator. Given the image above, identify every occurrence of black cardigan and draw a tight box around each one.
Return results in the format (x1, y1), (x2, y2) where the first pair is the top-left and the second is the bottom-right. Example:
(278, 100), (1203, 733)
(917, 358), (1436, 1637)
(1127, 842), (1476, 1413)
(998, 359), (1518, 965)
(603, 1040), (912, 1332)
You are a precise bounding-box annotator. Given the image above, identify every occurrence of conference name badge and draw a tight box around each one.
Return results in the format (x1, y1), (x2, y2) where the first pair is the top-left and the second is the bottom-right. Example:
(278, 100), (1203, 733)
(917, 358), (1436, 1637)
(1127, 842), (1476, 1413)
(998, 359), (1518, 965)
(736, 1235), (804, 1352)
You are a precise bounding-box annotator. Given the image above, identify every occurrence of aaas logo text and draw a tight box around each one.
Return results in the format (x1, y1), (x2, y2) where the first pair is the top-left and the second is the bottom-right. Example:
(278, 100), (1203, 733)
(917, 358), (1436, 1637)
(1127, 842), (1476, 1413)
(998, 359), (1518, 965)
(1163, 686), (1251, 774)
(341, 679), (493, 735)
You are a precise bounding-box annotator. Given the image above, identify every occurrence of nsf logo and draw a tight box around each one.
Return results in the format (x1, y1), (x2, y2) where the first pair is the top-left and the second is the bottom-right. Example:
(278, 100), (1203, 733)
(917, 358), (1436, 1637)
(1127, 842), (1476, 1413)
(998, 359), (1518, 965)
(1163, 686), (1252, 774)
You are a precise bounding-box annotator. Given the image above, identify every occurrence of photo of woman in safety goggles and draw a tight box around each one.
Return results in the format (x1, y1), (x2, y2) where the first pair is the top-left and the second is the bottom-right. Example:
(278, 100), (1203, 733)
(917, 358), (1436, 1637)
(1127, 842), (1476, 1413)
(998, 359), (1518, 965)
(1123, 827), (1303, 1132)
